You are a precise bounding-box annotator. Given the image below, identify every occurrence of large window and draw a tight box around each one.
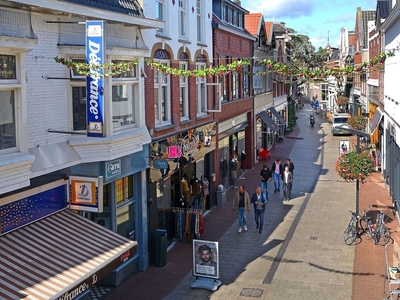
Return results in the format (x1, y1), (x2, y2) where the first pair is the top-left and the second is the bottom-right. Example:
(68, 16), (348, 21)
(156, 0), (165, 33)
(196, 56), (207, 116)
(218, 55), (228, 101)
(154, 50), (171, 125)
(115, 175), (136, 238)
(232, 72), (239, 99)
(196, 0), (202, 42)
(0, 54), (18, 152)
(178, 0), (186, 38)
(112, 60), (138, 129)
(179, 53), (189, 120)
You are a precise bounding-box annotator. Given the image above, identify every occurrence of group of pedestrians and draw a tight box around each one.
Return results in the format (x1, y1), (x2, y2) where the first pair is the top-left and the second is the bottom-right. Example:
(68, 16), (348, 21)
(232, 158), (295, 234)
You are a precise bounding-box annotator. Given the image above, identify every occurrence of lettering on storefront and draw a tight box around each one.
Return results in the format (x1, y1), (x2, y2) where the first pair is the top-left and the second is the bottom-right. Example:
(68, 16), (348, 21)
(180, 134), (199, 157)
(120, 250), (131, 262)
(105, 159), (121, 179)
(57, 282), (88, 300)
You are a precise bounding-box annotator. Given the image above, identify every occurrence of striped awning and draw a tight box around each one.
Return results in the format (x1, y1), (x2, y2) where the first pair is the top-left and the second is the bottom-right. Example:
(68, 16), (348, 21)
(0, 209), (137, 300)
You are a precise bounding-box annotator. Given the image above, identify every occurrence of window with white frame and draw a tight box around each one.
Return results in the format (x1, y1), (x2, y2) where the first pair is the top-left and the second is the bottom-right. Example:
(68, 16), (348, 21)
(196, 0), (202, 42)
(242, 65), (249, 97)
(218, 55), (228, 101)
(0, 54), (18, 152)
(156, 0), (165, 33)
(178, 0), (186, 38)
(112, 60), (138, 129)
(321, 83), (328, 101)
(196, 55), (207, 116)
(154, 50), (171, 125)
(179, 53), (189, 120)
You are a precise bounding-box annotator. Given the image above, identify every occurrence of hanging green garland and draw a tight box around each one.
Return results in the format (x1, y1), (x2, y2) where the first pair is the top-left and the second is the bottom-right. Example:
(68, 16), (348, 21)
(54, 51), (395, 80)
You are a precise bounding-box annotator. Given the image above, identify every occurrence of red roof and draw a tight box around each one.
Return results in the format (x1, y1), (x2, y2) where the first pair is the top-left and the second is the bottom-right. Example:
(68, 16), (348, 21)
(265, 21), (273, 41)
(245, 13), (262, 35)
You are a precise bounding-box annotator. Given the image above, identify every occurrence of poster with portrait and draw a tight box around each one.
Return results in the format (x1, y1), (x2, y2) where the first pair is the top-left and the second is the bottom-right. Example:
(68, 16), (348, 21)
(339, 140), (350, 155)
(193, 239), (219, 279)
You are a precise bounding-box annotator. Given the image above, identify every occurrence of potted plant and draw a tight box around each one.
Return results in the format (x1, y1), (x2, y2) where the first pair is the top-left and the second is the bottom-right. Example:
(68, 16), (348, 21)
(336, 96), (349, 107)
(347, 115), (367, 130)
(335, 150), (374, 182)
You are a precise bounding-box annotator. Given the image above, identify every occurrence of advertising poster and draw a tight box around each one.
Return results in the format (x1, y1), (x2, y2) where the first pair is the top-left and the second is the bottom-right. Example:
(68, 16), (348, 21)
(193, 239), (219, 279)
(340, 140), (350, 155)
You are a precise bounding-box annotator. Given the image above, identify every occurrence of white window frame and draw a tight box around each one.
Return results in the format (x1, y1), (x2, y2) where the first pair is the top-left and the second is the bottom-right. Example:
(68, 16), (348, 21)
(154, 59), (171, 126)
(0, 52), (21, 154)
(179, 62), (189, 121)
(178, 0), (187, 38)
(111, 60), (139, 131)
(196, 62), (207, 116)
(196, 0), (203, 42)
(232, 72), (239, 99)
(156, 0), (165, 33)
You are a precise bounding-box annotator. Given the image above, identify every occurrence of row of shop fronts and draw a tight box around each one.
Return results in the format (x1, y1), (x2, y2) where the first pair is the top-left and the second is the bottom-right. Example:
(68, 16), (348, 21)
(0, 97), (289, 300)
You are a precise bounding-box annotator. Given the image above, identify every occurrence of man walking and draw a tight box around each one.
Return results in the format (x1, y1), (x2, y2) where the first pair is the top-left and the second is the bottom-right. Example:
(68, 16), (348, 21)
(284, 158), (295, 187)
(251, 186), (268, 233)
(282, 165), (293, 201)
(232, 185), (251, 233)
(271, 159), (283, 193)
(259, 164), (272, 200)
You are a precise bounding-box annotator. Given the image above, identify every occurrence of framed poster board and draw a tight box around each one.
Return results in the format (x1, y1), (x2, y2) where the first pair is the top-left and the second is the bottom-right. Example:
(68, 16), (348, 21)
(192, 239), (219, 279)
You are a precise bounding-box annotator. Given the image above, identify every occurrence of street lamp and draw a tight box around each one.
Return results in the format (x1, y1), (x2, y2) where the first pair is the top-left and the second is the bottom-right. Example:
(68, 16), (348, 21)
(337, 125), (370, 238)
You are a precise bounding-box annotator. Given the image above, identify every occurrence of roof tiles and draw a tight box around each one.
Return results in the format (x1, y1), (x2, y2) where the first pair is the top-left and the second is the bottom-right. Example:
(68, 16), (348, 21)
(244, 13), (262, 35)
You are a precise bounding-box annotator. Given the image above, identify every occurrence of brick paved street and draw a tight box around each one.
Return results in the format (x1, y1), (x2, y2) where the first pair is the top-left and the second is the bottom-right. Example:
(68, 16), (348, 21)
(107, 101), (397, 300)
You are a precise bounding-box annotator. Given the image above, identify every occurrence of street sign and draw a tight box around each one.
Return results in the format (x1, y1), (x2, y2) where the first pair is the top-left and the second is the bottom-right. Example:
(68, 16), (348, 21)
(153, 159), (169, 169)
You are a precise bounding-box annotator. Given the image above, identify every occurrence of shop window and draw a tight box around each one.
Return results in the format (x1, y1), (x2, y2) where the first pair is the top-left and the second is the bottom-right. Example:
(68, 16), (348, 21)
(117, 202), (136, 238)
(116, 175), (134, 206)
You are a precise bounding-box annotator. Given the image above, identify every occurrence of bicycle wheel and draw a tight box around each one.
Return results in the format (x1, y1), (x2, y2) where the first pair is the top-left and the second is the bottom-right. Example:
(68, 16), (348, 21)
(375, 226), (391, 246)
(359, 217), (368, 233)
(344, 225), (357, 245)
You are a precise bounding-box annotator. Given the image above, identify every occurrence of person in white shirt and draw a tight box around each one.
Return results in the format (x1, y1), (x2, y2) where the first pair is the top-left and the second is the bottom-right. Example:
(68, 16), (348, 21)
(282, 165), (293, 201)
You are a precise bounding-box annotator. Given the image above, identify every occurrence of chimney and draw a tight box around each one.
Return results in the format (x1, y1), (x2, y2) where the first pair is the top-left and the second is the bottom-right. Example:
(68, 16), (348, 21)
(232, 0), (241, 6)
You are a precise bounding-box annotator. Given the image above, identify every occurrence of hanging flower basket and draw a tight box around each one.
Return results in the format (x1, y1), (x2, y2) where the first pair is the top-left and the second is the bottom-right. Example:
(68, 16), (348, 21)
(335, 150), (374, 182)
(347, 115), (367, 130)
(336, 96), (349, 107)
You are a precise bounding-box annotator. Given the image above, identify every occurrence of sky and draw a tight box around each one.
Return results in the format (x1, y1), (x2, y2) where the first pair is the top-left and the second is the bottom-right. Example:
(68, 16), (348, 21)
(241, 0), (377, 50)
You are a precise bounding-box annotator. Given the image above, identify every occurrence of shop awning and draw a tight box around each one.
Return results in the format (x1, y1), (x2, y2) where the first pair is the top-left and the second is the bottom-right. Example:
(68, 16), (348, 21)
(268, 107), (285, 124)
(258, 111), (279, 133)
(369, 107), (383, 134)
(0, 209), (137, 300)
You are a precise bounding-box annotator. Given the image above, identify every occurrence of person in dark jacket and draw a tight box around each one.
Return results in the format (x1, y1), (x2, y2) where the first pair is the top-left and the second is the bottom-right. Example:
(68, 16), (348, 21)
(259, 165), (272, 200)
(283, 158), (295, 188)
(271, 159), (283, 193)
(251, 186), (268, 233)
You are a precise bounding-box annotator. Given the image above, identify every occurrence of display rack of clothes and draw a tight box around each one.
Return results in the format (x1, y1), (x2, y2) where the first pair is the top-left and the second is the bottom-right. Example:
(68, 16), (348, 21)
(172, 208), (205, 241)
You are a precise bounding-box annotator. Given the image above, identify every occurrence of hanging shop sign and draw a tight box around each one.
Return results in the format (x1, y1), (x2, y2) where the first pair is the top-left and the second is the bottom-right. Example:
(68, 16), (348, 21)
(153, 159), (169, 169)
(69, 176), (103, 213)
(86, 20), (105, 137)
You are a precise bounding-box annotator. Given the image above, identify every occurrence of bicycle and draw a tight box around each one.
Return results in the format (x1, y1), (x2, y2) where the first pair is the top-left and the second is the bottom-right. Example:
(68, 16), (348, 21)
(344, 210), (359, 245)
(359, 209), (391, 246)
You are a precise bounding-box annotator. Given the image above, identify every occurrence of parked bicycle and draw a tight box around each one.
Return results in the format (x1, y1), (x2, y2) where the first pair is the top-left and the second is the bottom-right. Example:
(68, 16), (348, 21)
(359, 209), (391, 246)
(344, 210), (359, 245)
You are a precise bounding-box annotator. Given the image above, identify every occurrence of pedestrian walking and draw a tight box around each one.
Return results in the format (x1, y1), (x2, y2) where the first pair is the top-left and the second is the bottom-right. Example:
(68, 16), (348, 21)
(283, 158), (295, 187)
(271, 159), (283, 193)
(282, 165), (293, 201)
(251, 186), (268, 234)
(259, 164), (272, 200)
(232, 185), (251, 233)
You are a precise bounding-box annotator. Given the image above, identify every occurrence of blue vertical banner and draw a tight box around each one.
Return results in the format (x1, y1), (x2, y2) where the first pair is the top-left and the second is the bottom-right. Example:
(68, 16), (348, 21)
(86, 21), (105, 137)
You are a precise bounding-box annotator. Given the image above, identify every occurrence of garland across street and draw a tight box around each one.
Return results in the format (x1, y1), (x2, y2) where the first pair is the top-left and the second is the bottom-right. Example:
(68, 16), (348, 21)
(54, 51), (395, 81)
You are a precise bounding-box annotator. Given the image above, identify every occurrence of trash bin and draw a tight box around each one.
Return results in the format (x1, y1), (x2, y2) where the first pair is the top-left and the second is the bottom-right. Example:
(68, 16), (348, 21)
(153, 229), (167, 267)
(216, 184), (226, 207)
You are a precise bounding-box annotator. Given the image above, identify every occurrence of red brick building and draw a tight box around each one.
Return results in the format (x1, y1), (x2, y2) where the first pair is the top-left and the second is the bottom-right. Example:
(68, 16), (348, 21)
(211, 0), (255, 187)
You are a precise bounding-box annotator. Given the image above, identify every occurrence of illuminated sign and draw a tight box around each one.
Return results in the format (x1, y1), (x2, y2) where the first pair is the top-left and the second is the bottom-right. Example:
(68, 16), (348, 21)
(69, 176), (103, 213)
